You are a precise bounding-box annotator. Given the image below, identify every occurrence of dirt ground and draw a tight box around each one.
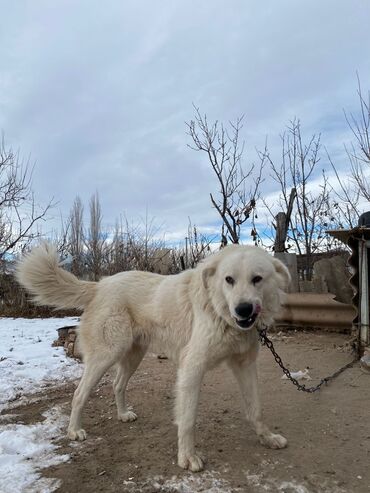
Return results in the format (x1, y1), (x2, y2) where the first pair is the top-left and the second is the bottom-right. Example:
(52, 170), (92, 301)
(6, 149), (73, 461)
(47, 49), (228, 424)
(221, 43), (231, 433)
(5, 331), (370, 493)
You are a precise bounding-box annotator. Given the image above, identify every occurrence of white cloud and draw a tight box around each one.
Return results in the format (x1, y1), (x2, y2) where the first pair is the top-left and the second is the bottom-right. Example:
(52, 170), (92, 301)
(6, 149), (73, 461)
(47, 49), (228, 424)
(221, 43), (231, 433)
(0, 0), (369, 243)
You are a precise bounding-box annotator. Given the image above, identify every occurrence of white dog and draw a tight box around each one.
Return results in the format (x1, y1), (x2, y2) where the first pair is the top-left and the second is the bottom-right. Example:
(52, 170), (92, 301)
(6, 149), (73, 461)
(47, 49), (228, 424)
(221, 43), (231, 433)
(16, 243), (290, 472)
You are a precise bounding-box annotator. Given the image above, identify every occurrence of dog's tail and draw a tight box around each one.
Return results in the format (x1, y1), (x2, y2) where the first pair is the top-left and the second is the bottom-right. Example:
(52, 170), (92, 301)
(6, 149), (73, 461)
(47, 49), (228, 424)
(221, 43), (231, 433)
(16, 243), (97, 310)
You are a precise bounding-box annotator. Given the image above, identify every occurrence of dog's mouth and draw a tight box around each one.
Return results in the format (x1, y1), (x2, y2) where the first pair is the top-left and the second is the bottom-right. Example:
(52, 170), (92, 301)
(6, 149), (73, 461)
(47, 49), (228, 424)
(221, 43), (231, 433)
(234, 312), (258, 330)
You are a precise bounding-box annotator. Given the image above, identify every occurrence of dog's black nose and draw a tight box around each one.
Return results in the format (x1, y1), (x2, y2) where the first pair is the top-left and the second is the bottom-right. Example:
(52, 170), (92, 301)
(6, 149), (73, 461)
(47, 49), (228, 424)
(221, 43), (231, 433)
(235, 302), (254, 319)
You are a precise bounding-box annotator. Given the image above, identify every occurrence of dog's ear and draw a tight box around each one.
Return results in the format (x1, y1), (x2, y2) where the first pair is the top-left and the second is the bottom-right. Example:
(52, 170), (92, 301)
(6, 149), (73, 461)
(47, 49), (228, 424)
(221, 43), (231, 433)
(272, 257), (291, 291)
(202, 265), (216, 289)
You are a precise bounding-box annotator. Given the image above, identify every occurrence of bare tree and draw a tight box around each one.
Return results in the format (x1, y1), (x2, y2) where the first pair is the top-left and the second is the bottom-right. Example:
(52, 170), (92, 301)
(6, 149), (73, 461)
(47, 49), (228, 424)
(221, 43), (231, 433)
(180, 219), (215, 270)
(85, 192), (106, 281)
(263, 120), (334, 279)
(344, 77), (370, 203)
(107, 215), (127, 274)
(104, 212), (173, 275)
(126, 212), (165, 272)
(105, 214), (137, 274)
(326, 151), (361, 229)
(0, 136), (53, 261)
(187, 107), (264, 244)
(68, 196), (85, 277)
(46, 211), (72, 258)
(324, 79), (370, 229)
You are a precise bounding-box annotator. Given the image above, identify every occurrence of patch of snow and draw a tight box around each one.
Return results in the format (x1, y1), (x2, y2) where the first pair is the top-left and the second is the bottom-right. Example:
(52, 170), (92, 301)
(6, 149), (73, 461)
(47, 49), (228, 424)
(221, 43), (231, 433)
(0, 317), (82, 412)
(0, 405), (70, 493)
(244, 469), (347, 493)
(245, 470), (312, 492)
(281, 369), (311, 381)
(121, 469), (348, 493)
(122, 471), (239, 492)
(278, 482), (310, 493)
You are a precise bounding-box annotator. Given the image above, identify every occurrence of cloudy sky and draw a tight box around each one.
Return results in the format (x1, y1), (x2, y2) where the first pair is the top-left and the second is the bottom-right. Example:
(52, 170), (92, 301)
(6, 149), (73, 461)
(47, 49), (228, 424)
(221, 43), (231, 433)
(1, 0), (370, 245)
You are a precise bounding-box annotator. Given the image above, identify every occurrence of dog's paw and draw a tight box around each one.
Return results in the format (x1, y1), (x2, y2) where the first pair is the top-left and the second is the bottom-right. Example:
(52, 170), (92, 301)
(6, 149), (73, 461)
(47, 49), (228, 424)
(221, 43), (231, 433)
(259, 432), (287, 449)
(118, 410), (137, 422)
(178, 452), (205, 472)
(67, 428), (87, 441)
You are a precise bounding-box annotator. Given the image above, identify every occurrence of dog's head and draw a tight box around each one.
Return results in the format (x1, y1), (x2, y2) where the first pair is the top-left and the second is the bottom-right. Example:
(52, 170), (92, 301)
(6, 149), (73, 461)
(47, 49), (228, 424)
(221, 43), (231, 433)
(201, 245), (290, 331)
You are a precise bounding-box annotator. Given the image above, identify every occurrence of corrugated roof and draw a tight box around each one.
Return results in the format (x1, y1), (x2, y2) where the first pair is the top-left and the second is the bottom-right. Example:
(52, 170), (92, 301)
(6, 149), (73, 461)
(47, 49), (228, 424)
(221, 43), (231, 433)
(327, 227), (370, 343)
(327, 227), (370, 244)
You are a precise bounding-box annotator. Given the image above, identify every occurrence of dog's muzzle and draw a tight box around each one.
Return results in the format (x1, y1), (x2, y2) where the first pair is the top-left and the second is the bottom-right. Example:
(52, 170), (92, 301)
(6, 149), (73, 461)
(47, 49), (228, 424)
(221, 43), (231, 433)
(234, 303), (261, 330)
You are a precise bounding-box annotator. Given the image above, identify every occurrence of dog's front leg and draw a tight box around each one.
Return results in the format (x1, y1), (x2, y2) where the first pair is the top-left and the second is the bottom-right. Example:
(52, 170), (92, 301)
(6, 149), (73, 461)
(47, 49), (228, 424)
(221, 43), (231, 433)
(228, 358), (287, 449)
(175, 353), (206, 472)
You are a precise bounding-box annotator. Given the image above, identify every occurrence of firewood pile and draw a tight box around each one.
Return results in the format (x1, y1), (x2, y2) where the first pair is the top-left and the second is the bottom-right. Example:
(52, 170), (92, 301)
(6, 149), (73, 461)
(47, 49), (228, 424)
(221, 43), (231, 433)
(52, 325), (82, 359)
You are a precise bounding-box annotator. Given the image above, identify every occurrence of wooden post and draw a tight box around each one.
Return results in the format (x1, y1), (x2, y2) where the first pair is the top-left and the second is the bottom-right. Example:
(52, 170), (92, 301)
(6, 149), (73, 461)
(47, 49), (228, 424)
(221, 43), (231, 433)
(274, 188), (296, 253)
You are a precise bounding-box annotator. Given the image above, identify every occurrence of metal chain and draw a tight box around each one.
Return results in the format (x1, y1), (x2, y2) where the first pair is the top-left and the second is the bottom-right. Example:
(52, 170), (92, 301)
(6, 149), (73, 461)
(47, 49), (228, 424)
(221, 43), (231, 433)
(258, 327), (358, 393)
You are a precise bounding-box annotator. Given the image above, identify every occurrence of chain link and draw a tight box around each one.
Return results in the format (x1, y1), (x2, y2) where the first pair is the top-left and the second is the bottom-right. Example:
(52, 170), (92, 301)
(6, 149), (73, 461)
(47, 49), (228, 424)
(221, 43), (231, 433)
(258, 327), (358, 393)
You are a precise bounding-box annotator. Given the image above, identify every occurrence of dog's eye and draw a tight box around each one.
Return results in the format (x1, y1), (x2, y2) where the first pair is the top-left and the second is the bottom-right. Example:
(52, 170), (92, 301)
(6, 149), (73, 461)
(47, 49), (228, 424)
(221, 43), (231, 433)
(225, 276), (235, 285)
(252, 275), (263, 285)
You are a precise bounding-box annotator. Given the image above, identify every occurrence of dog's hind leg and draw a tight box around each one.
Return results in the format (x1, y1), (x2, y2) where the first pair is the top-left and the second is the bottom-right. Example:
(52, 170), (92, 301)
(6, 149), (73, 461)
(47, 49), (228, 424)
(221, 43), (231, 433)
(113, 343), (147, 423)
(68, 351), (118, 441)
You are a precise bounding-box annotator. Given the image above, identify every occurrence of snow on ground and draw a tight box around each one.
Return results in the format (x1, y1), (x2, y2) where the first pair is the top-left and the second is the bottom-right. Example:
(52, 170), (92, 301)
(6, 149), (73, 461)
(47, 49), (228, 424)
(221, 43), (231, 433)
(121, 471), (344, 493)
(122, 471), (237, 492)
(0, 317), (82, 412)
(0, 317), (83, 492)
(0, 406), (70, 493)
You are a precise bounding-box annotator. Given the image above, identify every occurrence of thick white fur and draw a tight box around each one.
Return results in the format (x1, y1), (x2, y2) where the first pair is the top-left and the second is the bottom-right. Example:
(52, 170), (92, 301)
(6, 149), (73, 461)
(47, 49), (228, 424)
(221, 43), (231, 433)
(16, 243), (290, 472)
